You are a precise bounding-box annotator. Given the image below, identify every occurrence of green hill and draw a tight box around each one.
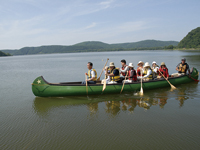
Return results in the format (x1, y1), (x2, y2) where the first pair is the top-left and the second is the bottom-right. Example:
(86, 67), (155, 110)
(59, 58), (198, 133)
(178, 27), (200, 48)
(1, 40), (179, 55)
(0, 51), (11, 57)
(111, 40), (179, 48)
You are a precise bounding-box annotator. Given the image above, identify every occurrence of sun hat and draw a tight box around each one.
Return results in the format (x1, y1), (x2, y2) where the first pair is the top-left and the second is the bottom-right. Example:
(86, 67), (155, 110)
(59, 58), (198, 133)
(137, 61), (144, 66)
(128, 63), (134, 68)
(161, 62), (165, 66)
(109, 62), (115, 67)
(143, 62), (150, 68)
(152, 61), (157, 64)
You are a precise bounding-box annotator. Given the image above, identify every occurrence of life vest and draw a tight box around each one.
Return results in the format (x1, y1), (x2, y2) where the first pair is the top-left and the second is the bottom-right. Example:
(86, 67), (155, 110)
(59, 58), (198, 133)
(137, 67), (143, 77)
(88, 69), (97, 81)
(128, 69), (137, 81)
(108, 67), (120, 81)
(143, 67), (153, 79)
(159, 67), (169, 78)
(178, 63), (187, 73)
(121, 65), (127, 76)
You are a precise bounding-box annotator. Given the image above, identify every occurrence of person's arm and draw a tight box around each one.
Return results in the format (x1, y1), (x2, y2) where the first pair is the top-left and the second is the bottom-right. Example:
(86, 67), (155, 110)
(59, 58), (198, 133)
(166, 68), (169, 79)
(186, 64), (190, 74)
(120, 66), (129, 73)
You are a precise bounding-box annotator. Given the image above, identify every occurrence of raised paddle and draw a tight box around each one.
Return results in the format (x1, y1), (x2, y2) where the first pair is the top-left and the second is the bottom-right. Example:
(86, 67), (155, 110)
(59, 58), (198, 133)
(158, 70), (176, 90)
(85, 74), (88, 96)
(97, 58), (109, 81)
(120, 71), (128, 94)
(139, 69), (144, 95)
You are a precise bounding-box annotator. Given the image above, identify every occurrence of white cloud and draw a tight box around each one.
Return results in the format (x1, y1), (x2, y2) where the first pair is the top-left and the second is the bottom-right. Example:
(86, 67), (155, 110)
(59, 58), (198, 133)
(85, 22), (97, 29)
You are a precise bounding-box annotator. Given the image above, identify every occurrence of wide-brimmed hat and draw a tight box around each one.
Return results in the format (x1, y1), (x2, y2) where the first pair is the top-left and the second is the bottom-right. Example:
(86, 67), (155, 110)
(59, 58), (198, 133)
(144, 62), (150, 68)
(128, 63), (134, 68)
(161, 62), (166, 66)
(152, 61), (157, 64)
(137, 61), (144, 66)
(109, 62), (115, 67)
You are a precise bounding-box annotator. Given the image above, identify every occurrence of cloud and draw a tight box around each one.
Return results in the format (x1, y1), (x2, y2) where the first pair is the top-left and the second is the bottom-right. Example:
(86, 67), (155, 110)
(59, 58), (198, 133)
(99, 0), (114, 9)
(85, 22), (97, 29)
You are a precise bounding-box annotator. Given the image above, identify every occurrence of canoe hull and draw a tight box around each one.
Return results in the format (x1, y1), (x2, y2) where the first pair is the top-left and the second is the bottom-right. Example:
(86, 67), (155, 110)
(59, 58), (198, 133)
(32, 68), (199, 97)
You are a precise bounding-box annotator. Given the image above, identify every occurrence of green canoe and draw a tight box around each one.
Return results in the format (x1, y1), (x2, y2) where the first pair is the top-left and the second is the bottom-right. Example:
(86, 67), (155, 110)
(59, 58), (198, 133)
(32, 68), (199, 97)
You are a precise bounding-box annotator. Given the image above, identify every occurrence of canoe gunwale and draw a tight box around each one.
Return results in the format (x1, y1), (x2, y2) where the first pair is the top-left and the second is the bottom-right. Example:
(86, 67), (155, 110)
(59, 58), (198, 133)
(42, 74), (189, 86)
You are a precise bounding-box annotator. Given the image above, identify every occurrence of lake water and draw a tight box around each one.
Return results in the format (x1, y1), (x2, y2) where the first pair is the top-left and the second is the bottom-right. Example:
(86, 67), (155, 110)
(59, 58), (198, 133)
(0, 50), (200, 150)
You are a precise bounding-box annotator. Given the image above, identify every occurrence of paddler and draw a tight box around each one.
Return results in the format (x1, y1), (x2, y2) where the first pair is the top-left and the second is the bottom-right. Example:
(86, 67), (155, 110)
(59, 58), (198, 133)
(152, 61), (159, 79)
(82, 62), (97, 84)
(119, 59), (129, 79)
(176, 58), (190, 74)
(123, 63), (137, 83)
(105, 62), (120, 84)
(138, 62), (153, 81)
(158, 62), (169, 79)
(137, 61), (144, 77)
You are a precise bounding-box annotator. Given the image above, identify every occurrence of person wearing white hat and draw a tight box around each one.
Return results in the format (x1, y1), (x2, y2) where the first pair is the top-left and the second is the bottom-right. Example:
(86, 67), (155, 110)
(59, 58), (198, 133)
(105, 62), (120, 83)
(123, 63), (137, 83)
(176, 58), (190, 74)
(152, 61), (159, 79)
(158, 62), (169, 79)
(137, 61), (144, 77)
(138, 62), (153, 80)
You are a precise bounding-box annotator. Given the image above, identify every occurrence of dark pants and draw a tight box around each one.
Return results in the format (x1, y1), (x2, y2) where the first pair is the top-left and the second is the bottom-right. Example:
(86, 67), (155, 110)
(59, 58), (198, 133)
(82, 81), (96, 84)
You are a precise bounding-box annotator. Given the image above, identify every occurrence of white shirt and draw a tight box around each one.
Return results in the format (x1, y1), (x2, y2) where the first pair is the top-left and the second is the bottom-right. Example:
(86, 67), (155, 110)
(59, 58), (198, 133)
(90, 70), (95, 78)
(152, 66), (159, 73)
(137, 68), (152, 79)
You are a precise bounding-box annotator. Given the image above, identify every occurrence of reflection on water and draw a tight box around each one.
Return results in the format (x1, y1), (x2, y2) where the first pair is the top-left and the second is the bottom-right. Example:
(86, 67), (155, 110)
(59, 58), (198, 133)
(33, 82), (198, 117)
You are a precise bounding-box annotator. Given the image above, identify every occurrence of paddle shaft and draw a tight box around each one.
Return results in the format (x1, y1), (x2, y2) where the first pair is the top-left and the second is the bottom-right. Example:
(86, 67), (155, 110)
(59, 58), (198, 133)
(85, 75), (88, 95)
(120, 71), (128, 93)
(97, 58), (109, 81)
(140, 69), (143, 95)
(187, 75), (199, 82)
(158, 70), (176, 89)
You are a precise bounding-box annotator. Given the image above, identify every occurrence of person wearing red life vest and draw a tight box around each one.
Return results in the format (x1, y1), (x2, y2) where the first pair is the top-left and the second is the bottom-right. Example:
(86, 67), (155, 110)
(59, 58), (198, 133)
(128, 63), (137, 82)
(137, 61), (144, 77)
(120, 59), (129, 78)
(122, 63), (137, 83)
(159, 62), (169, 79)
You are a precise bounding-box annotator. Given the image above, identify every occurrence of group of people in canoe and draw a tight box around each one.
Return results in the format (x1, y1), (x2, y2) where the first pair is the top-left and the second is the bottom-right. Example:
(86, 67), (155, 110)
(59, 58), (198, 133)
(82, 58), (190, 84)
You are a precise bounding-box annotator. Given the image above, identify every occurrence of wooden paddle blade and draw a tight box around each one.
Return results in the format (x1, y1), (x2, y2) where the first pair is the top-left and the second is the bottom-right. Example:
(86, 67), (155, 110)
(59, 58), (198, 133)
(102, 80), (106, 91)
(139, 87), (144, 95)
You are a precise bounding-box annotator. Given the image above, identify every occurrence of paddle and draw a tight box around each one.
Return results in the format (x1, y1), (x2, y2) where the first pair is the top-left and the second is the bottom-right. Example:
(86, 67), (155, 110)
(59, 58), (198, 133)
(120, 71), (128, 94)
(158, 70), (176, 90)
(85, 74), (88, 96)
(139, 69), (144, 95)
(187, 75), (199, 82)
(102, 67), (108, 92)
(97, 58), (109, 81)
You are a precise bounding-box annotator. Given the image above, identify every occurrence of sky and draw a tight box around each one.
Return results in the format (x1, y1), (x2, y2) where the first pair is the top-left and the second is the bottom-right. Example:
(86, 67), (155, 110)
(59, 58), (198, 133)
(0, 0), (200, 49)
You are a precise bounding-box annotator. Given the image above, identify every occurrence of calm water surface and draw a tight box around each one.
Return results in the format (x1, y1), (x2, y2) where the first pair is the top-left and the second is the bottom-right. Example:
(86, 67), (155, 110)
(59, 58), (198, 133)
(0, 50), (200, 150)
